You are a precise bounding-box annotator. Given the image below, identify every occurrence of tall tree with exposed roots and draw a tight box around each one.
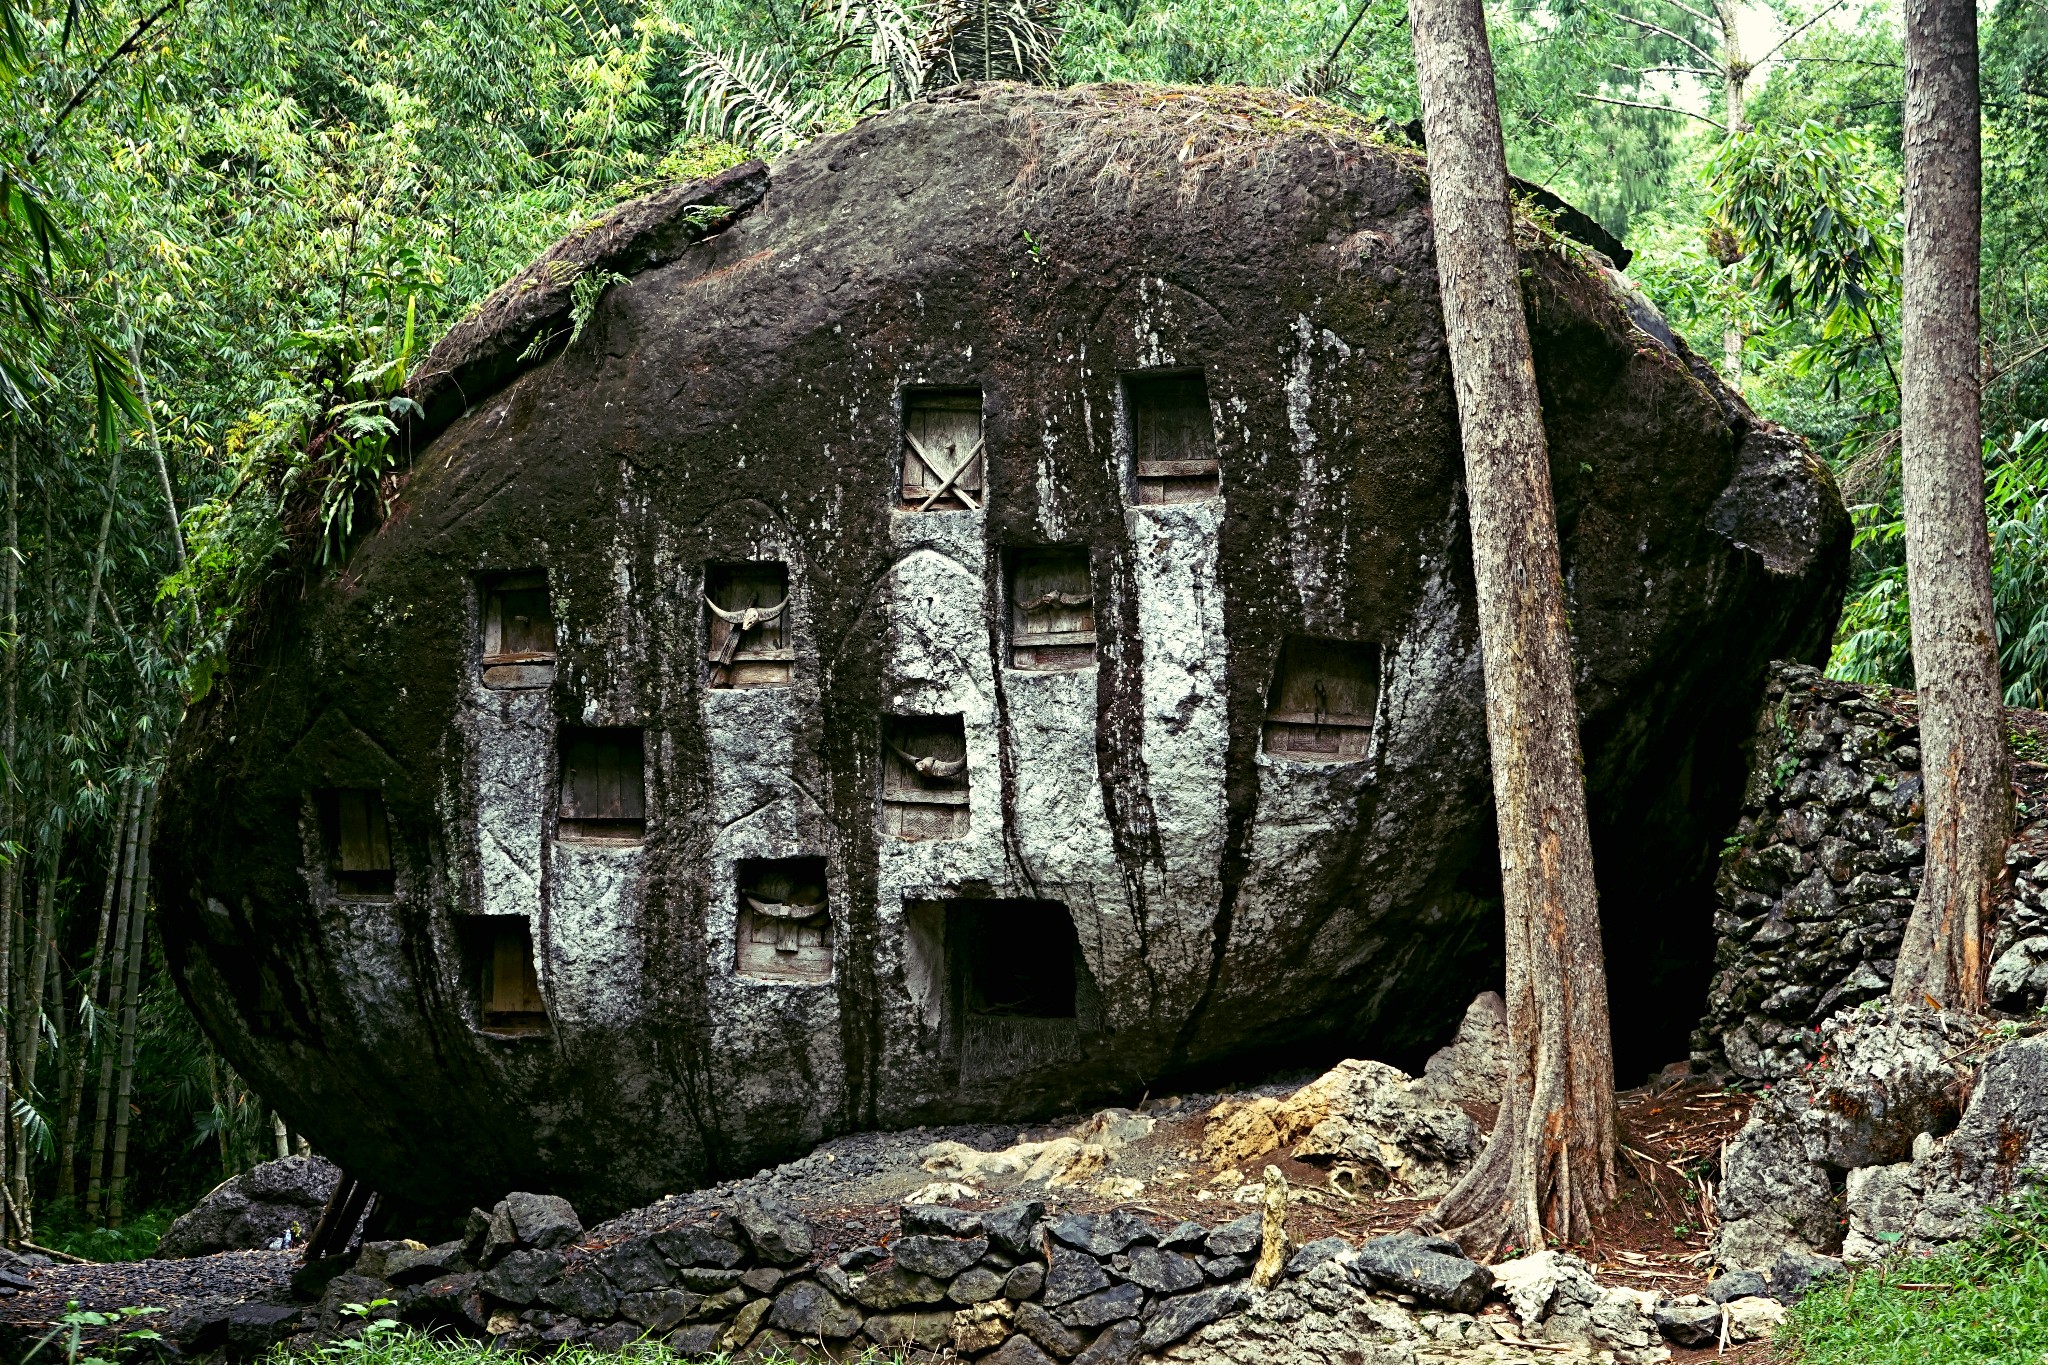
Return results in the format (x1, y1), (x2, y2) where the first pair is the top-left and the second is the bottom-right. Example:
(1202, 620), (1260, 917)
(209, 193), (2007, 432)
(1409, 0), (1618, 1256)
(1889, 0), (2012, 1013)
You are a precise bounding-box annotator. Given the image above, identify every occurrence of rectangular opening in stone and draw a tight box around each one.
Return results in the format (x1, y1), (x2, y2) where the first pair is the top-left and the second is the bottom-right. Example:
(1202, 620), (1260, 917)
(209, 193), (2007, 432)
(901, 388), (984, 512)
(480, 571), (556, 690)
(465, 916), (547, 1037)
(1007, 546), (1096, 671)
(880, 714), (970, 841)
(735, 856), (832, 984)
(951, 899), (1079, 1019)
(319, 789), (394, 898)
(1124, 370), (1220, 505)
(1262, 636), (1381, 761)
(704, 561), (792, 689)
(557, 727), (646, 843)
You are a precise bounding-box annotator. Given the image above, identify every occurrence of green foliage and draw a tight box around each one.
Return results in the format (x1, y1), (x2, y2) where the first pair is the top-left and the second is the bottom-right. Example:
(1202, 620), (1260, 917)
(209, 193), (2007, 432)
(1780, 1191), (2048, 1364)
(23, 1303), (163, 1365)
(1833, 422), (2048, 709)
(32, 1205), (175, 1263)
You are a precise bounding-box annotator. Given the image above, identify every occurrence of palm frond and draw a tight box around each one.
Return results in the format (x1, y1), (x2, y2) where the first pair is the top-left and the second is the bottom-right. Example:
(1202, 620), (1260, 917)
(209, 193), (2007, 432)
(675, 36), (823, 153)
(919, 0), (1057, 90)
(830, 0), (930, 105)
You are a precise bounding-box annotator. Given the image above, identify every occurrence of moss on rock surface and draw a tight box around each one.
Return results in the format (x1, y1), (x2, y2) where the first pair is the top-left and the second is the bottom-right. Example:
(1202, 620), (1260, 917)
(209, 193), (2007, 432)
(157, 83), (1848, 1217)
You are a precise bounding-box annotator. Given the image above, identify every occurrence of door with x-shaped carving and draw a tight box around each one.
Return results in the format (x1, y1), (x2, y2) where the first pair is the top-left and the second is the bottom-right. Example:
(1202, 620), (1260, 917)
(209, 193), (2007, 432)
(901, 388), (985, 511)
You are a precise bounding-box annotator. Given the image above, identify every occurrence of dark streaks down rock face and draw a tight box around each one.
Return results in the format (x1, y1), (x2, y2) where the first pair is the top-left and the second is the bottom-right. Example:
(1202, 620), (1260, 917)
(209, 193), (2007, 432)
(156, 83), (1846, 1217)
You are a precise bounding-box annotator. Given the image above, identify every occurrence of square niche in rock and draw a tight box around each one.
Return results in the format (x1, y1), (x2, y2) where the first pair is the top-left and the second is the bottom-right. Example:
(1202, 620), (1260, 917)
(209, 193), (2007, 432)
(905, 898), (1094, 1079)
(479, 571), (556, 690)
(1123, 369), (1220, 505)
(558, 727), (646, 843)
(953, 899), (1079, 1019)
(462, 916), (548, 1037)
(880, 715), (970, 841)
(317, 789), (394, 899)
(704, 561), (792, 689)
(901, 388), (984, 511)
(1007, 546), (1096, 671)
(1261, 636), (1380, 762)
(735, 857), (832, 984)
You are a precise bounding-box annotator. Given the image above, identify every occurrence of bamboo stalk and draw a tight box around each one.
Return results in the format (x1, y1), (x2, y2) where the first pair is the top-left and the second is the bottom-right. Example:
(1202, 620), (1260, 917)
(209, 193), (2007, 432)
(106, 785), (155, 1227)
(59, 776), (140, 1200)
(85, 804), (138, 1223)
(0, 424), (15, 1244)
(12, 862), (59, 1236)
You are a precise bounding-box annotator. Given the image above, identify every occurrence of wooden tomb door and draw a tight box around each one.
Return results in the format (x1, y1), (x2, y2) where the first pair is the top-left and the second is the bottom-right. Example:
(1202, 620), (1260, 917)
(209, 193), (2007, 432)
(880, 715), (970, 840)
(481, 572), (556, 690)
(1009, 547), (1096, 670)
(558, 728), (646, 842)
(1262, 637), (1381, 761)
(1126, 371), (1221, 504)
(330, 790), (394, 898)
(704, 561), (792, 688)
(735, 858), (832, 983)
(480, 919), (547, 1035)
(902, 390), (985, 511)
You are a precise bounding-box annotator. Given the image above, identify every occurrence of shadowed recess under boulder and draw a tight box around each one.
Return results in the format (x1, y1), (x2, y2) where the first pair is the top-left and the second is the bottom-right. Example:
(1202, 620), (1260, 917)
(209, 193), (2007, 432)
(155, 82), (1847, 1217)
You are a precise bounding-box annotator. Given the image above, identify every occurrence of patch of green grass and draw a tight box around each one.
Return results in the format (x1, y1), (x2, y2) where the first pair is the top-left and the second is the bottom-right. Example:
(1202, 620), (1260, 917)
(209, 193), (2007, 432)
(1780, 1192), (2048, 1364)
(31, 1204), (177, 1264)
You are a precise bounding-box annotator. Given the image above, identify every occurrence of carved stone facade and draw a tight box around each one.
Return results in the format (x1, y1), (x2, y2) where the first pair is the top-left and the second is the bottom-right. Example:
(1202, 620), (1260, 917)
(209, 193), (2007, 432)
(158, 85), (1846, 1216)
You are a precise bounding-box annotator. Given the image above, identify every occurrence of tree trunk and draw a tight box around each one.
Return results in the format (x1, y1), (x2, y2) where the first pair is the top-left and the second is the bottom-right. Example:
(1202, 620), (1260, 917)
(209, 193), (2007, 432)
(1409, 0), (1618, 1257)
(107, 786), (155, 1227)
(1716, 0), (1747, 132)
(59, 776), (142, 1200)
(1892, 0), (2010, 1011)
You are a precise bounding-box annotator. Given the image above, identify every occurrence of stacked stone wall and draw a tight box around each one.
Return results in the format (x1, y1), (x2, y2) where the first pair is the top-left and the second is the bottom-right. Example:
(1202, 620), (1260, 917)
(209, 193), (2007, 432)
(1698, 662), (2048, 1081)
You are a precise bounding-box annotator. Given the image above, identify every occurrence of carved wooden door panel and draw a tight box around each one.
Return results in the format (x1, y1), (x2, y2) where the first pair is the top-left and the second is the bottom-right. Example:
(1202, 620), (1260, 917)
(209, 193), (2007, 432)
(735, 859), (833, 983)
(1010, 548), (1096, 670)
(881, 715), (971, 840)
(704, 561), (792, 688)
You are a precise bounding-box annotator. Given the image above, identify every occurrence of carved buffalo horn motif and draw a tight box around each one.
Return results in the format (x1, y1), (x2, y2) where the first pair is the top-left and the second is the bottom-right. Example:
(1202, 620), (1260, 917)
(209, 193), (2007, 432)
(703, 594), (788, 628)
(704, 593), (788, 674)
(1015, 588), (1093, 611)
(886, 739), (967, 781)
(743, 895), (825, 921)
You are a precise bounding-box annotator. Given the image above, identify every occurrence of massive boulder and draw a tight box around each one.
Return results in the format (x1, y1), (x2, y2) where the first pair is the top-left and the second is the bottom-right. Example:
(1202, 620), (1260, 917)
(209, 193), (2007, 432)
(156, 84), (1846, 1216)
(156, 1155), (339, 1258)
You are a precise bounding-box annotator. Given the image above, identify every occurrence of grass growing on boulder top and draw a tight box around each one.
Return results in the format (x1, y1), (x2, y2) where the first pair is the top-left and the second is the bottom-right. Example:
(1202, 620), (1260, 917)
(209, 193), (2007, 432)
(1779, 1191), (2048, 1364)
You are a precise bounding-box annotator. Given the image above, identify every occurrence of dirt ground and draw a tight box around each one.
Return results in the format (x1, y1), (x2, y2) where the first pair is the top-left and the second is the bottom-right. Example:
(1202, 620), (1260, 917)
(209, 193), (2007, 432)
(2, 1071), (1790, 1363)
